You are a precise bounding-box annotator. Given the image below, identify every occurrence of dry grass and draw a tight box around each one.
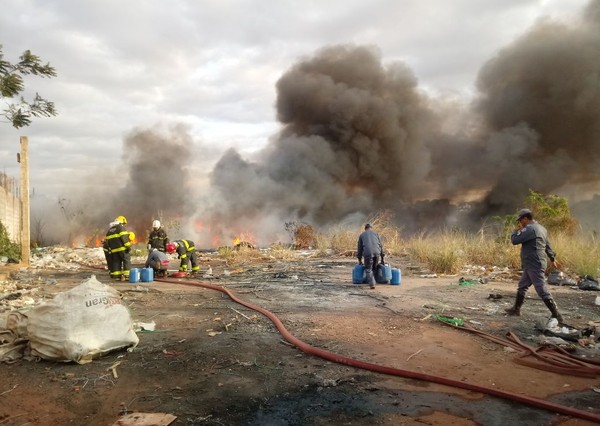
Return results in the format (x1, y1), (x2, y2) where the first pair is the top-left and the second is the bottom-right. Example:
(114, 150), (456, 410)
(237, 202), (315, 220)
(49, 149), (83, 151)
(550, 232), (600, 277)
(313, 222), (599, 277)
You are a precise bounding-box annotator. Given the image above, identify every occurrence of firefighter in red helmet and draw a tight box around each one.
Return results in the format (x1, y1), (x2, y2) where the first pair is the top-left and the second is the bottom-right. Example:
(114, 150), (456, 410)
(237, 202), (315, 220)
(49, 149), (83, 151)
(167, 240), (199, 274)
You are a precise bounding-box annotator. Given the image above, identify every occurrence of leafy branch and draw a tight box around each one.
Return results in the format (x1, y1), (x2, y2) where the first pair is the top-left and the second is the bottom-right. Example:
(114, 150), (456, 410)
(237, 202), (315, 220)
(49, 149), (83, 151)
(0, 44), (58, 128)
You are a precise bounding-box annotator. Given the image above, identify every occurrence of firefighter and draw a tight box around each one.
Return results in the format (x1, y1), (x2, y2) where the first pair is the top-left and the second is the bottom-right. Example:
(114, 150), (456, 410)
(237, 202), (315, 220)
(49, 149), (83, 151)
(166, 240), (199, 273)
(148, 219), (169, 252)
(105, 215), (132, 281)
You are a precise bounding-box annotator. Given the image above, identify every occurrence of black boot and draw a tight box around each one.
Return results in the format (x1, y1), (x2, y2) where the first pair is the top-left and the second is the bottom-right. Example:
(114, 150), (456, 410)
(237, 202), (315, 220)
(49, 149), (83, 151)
(505, 292), (525, 316)
(543, 298), (564, 323)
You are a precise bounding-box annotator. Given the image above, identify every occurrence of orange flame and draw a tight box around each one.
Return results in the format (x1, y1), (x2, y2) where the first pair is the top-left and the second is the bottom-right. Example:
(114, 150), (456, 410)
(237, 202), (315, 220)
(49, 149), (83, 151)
(232, 232), (257, 247)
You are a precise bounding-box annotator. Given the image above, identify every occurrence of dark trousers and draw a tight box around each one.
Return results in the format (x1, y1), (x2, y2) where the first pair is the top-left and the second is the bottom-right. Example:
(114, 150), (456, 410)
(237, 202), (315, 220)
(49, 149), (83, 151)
(109, 251), (131, 278)
(363, 255), (379, 284)
(179, 251), (199, 272)
(517, 268), (551, 300)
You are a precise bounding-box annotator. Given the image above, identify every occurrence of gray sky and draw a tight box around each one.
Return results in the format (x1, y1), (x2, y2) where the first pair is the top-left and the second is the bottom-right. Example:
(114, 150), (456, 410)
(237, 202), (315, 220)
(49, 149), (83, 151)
(1, 0), (596, 246)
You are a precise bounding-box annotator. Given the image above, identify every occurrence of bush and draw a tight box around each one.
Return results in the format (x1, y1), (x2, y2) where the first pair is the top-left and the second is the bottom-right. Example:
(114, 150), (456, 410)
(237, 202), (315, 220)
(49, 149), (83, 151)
(0, 220), (21, 260)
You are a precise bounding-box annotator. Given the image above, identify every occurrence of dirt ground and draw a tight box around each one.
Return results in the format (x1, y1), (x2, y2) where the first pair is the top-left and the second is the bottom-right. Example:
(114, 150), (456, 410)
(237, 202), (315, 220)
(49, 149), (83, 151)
(1, 250), (599, 426)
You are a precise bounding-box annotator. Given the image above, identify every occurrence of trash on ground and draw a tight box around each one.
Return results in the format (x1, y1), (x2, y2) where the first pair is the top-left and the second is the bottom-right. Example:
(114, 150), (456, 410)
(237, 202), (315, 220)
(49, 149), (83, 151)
(432, 314), (464, 326)
(577, 275), (600, 291)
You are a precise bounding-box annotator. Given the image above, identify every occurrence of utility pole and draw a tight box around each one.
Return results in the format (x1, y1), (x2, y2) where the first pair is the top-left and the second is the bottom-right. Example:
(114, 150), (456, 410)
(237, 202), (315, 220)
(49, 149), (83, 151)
(19, 136), (30, 265)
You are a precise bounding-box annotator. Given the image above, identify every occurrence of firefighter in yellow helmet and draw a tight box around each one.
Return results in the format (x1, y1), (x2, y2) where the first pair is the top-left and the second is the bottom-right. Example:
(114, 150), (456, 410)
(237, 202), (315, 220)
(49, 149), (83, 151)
(105, 216), (132, 281)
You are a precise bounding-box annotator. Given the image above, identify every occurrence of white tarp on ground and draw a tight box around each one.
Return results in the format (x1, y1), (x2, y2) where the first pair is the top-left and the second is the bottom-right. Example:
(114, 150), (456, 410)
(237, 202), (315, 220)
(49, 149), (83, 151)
(0, 275), (139, 364)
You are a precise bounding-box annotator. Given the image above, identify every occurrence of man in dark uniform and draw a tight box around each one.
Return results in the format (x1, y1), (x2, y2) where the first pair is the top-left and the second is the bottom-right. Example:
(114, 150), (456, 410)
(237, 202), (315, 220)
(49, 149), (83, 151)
(166, 240), (200, 274)
(148, 220), (169, 252)
(357, 223), (385, 289)
(506, 208), (564, 322)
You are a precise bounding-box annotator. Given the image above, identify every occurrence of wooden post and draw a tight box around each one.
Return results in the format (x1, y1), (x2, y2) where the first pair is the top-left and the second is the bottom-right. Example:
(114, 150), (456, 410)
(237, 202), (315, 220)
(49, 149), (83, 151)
(19, 136), (30, 265)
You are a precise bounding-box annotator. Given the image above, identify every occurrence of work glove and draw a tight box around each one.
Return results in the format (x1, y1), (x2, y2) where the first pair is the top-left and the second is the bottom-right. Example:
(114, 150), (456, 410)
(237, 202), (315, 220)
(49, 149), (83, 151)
(147, 244), (152, 251)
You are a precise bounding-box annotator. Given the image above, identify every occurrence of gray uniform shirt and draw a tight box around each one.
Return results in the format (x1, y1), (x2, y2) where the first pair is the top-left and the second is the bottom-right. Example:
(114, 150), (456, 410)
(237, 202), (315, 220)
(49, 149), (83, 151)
(357, 229), (384, 259)
(511, 221), (556, 270)
(145, 249), (168, 268)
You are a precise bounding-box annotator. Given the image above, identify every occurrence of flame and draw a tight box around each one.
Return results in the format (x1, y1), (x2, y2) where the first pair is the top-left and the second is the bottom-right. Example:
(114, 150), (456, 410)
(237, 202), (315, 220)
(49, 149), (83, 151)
(232, 232), (257, 247)
(69, 234), (104, 248)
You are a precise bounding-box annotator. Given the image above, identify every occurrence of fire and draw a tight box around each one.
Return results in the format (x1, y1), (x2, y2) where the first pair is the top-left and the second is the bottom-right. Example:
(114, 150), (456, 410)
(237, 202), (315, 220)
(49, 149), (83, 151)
(69, 234), (104, 248)
(232, 232), (257, 248)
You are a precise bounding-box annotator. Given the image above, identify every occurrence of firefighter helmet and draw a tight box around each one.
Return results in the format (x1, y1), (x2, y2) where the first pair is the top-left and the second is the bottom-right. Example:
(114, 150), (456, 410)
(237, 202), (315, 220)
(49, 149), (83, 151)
(166, 242), (176, 253)
(152, 220), (161, 229)
(115, 215), (127, 224)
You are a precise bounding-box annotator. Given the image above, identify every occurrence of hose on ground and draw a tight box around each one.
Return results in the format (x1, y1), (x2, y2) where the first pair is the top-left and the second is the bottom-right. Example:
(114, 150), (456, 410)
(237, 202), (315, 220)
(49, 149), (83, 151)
(154, 277), (600, 423)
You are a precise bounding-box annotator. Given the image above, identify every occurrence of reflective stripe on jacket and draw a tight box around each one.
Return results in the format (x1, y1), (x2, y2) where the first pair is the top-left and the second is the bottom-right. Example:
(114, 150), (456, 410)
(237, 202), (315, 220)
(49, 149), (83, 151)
(175, 239), (195, 258)
(106, 223), (132, 253)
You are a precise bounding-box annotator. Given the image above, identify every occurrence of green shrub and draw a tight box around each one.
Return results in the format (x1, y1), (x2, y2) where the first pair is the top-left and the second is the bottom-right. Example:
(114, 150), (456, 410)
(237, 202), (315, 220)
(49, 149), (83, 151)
(0, 220), (21, 260)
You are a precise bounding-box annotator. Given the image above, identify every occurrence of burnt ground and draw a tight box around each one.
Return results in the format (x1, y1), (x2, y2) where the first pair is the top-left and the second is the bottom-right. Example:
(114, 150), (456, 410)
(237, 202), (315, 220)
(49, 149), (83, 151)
(0, 251), (599, 426)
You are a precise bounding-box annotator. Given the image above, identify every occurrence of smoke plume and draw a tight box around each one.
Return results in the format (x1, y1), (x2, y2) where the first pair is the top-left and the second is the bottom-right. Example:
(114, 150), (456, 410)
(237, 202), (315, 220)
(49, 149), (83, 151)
(200, 0), (600, 243)
(33, 124), (195, 246)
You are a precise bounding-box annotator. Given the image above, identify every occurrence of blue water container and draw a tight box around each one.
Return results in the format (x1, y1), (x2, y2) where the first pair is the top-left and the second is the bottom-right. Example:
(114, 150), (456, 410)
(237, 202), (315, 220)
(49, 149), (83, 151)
(376, 263), (392, 283)
(352, 264), (365, 284)
(129, 268), (140, 283)
(391, 268), (401, 285)
(141, 267), (154, 282)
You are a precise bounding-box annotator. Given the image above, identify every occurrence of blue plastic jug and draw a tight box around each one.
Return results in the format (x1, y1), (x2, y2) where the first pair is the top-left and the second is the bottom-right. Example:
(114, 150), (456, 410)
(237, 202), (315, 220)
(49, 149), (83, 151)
(352, 264), (365, 284)
(141, 267), (154, 282)
(376, 263), (392, 284)
(129, 268), (140, 283)
(391, 268), (401, 285)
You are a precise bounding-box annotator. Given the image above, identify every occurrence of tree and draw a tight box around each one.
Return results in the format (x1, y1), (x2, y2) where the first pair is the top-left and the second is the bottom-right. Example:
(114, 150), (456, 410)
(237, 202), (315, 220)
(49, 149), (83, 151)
(0, 44), (57, 128)
(492, 190), (578, 238)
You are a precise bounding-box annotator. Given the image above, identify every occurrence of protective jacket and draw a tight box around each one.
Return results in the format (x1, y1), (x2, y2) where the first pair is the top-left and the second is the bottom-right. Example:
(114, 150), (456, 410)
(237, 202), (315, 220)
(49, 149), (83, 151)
(174, 239), (199, 272)
(105, 221), (131, 254)
(511, 221), (556, 270)
(148, 228), (169, 252)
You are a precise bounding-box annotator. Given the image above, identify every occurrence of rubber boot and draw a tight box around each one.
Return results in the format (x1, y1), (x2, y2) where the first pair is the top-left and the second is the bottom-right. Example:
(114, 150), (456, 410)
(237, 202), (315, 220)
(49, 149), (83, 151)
(543, 298), (564, 323)
(505, 292), (525, 316)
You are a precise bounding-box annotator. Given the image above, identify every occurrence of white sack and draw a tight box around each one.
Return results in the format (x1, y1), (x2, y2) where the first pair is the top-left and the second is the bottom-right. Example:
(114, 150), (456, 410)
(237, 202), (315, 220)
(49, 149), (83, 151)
(26, 275), (139, 364)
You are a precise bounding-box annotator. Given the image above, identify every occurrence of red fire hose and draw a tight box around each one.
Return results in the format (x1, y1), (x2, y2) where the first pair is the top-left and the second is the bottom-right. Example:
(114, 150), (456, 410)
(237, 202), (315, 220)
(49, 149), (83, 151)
(155, 277), (600, 423)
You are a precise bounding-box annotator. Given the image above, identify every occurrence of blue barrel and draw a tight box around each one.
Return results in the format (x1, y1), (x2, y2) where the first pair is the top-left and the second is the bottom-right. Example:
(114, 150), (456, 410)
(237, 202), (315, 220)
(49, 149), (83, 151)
(141, 267), (154, 282)
(376, 263), (392, 283)
(352, 264), (365, 284)
(391, 268), (401, 285)
(129, 268), (140, 283)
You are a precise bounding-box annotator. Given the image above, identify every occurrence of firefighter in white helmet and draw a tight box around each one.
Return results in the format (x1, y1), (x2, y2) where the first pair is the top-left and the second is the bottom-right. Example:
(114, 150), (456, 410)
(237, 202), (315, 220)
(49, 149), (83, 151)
(148, 219), (169, 253)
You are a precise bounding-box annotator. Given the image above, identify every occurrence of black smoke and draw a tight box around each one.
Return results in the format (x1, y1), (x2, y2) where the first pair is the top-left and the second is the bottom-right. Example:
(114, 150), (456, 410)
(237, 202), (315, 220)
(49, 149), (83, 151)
(202, 0), (600, 243)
